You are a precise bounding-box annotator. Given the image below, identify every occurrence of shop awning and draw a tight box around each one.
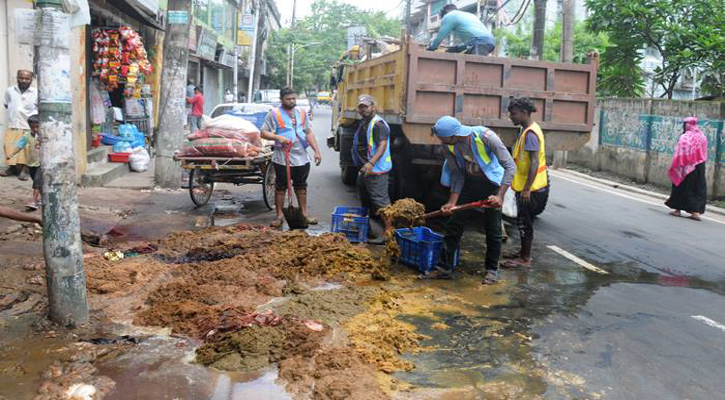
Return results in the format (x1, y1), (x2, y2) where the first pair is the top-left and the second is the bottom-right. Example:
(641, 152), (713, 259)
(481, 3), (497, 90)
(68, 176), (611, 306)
(106, 0), (165, 31)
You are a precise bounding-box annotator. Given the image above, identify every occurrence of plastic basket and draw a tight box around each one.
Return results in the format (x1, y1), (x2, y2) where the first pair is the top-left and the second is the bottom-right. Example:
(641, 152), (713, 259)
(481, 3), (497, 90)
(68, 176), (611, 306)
(100, 133), (125, 146)
(394, 227), (460, 273)
(331, 206), (369, 243)
(108, 152), (131, 163)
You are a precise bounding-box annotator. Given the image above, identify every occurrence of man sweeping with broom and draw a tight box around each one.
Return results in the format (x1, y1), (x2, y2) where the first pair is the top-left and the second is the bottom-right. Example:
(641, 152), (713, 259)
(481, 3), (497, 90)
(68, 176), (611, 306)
(261, 87), (323, 228)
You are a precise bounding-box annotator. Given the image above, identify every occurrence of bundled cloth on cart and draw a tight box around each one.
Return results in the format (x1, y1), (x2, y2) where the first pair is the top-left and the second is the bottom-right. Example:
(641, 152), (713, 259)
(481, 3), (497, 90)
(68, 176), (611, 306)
(187, 114), (263, 147)
(178, 138), (264, 158)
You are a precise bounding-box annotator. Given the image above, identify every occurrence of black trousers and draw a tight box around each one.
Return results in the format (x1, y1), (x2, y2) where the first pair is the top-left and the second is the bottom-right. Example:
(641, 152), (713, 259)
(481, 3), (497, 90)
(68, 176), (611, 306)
(515, 185), (549, 242)
(443, 176), (502, 271)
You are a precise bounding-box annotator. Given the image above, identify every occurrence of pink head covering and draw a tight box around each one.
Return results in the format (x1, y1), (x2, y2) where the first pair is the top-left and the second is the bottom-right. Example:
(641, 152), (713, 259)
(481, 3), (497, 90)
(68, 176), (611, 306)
(668, 116), (708, 186)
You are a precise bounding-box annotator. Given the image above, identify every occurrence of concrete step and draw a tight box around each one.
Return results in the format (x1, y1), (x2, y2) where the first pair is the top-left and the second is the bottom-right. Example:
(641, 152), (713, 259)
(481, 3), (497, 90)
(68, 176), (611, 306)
(87, 146), (110, 165)
(81, 161), (129, 187)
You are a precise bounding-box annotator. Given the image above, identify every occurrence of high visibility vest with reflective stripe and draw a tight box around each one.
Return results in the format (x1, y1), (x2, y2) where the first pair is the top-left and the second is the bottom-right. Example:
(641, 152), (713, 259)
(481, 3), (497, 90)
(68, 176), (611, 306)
(441, 127), (504, 186)
(512, 122), (548, 192)
(352, 115), (392, 174)
(273, 108), (309, 149)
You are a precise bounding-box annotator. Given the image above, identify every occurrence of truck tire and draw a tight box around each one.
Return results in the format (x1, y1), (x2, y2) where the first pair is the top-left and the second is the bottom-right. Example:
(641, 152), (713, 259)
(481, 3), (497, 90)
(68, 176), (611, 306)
(341, 165), (358, 186)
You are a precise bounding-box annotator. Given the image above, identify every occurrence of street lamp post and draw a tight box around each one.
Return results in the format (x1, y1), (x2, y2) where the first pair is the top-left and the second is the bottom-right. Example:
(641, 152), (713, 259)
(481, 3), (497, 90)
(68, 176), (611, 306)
(287, 42), (321, 88)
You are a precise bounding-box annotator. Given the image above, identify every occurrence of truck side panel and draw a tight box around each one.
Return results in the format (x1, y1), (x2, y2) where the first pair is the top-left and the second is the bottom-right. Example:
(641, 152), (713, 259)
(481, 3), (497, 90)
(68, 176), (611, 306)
(404, 44), (598, 136)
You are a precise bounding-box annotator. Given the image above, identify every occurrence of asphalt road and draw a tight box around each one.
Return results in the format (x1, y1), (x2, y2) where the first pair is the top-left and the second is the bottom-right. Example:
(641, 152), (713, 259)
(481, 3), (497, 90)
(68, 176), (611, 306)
(229, 108), (725, 399)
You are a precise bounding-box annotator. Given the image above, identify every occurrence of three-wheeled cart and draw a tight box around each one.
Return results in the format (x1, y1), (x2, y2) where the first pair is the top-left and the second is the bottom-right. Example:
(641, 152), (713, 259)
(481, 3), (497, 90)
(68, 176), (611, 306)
(175, 151), (275, 208)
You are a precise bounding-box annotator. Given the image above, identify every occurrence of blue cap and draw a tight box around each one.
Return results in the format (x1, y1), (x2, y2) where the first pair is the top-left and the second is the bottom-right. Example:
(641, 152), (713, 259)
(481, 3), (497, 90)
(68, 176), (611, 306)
(432, 116), (472, 137)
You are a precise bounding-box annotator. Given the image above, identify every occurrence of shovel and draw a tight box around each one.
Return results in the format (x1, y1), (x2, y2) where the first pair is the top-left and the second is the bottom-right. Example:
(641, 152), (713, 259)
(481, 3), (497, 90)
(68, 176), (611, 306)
(282, 144), (309, 230)
(417, 199), (494, 220)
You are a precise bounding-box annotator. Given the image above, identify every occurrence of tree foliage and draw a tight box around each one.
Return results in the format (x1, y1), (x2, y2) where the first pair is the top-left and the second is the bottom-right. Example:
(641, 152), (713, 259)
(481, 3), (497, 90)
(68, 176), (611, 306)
(496, 21), (610, 64)
(585, 0), (725, 99)
(265, 0), (402, 92)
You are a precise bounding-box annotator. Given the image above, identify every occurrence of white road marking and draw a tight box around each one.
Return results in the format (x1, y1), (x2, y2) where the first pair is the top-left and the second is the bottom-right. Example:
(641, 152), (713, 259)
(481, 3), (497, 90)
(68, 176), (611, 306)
(547, 245), (609, 274)
(551, 172), (725, 225)
(692, 315), (725, 333)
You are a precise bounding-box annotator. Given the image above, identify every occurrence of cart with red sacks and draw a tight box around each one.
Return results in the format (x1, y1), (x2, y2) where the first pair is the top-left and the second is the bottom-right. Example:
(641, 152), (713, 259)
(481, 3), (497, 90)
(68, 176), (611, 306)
(174, 150), (275, 208)
(174, 117), (275, 208)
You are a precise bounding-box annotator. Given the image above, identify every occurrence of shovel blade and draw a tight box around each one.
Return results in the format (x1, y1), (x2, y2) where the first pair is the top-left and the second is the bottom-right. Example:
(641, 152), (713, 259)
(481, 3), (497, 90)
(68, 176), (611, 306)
(283, 206), (309, 230)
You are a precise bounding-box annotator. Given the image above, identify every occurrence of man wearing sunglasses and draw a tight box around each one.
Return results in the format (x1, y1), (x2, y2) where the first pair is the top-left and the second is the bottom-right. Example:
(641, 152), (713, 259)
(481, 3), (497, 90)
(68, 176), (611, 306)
(431, 116), (516, 284)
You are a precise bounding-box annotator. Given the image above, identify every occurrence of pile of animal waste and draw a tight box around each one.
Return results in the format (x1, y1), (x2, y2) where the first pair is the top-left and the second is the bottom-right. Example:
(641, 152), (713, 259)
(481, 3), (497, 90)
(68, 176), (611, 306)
(379, 199), (426, 262)
(195, 310), (328, 372)
(125, 225), (387, 336)
(82, 224), (433, 399)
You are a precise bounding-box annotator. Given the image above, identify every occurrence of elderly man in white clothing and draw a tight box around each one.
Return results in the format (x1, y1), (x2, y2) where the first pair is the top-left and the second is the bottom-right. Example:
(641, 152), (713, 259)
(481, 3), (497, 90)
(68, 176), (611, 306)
(2, 70), (38, 180)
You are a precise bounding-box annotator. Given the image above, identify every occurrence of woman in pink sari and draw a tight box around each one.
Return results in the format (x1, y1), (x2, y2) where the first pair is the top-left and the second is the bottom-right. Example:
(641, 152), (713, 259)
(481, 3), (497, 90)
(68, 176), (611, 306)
(665, 117), (708, 221)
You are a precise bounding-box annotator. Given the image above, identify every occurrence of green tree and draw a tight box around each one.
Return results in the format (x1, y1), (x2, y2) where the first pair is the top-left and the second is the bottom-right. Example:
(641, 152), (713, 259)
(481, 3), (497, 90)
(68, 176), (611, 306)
(496, 21), (609, 64)
(265, 0), (401, 92)
(585, 0), (725, 99)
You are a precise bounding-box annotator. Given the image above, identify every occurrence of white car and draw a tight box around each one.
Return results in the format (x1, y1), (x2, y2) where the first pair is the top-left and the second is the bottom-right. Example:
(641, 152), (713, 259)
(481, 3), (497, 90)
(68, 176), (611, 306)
(210, 102), (274, 119)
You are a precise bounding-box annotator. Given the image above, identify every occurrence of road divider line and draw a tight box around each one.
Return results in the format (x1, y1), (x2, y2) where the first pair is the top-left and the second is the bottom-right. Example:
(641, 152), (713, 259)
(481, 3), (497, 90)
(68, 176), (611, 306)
(551, 172), (725, 225)
(692, 315), (725, 333)
(547, 245), (609, 274)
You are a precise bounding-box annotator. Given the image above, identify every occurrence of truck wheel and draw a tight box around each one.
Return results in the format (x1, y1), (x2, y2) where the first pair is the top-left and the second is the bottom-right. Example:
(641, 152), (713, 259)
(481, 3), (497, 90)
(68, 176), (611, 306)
(341, 165), (358, 186)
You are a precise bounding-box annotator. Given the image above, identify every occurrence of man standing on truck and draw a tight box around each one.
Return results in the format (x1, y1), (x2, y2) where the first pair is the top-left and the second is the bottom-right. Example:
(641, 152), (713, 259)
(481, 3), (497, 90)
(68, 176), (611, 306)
(352, 94), (392, 244)
(261, 87), (323, 228)
(501, 97), (549, 268)
(431, 116), (516, 284)
(427, 4), (497, 56)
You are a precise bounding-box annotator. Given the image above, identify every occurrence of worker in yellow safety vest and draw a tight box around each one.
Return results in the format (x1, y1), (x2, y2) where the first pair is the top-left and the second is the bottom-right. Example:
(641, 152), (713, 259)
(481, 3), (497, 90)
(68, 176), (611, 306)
(501, 97), (549, 268)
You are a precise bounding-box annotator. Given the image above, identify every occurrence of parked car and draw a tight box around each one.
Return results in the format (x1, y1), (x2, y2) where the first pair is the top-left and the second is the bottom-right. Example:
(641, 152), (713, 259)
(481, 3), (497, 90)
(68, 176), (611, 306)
(210, 103), (274, 119)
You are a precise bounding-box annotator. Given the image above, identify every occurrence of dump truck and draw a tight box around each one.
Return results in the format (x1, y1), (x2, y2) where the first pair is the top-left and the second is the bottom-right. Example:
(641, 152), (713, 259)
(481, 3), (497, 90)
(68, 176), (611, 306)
(327, 39), (599, 205)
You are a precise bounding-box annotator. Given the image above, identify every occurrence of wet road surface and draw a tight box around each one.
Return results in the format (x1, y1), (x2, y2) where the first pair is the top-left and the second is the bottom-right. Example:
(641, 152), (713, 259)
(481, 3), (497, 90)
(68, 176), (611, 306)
(292, 109), (725, 399)
(4, 107), (723, 399)
(97, 108), (725, 399)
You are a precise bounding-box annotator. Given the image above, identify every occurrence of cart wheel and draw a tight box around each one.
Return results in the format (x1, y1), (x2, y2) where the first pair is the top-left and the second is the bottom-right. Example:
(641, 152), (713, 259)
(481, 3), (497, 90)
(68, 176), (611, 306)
(189, 168), (214, 207)
(262, 162), (276, 210)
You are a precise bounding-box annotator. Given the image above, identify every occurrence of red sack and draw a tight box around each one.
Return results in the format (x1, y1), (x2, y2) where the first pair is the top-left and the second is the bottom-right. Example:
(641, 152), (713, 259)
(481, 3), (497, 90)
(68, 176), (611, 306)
(186, 128), (262, 148)
(178, 138), (262, 158)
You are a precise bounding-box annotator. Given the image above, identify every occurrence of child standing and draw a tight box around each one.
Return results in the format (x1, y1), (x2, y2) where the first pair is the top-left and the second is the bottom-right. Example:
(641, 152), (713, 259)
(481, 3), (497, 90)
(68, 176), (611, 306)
(6, 114), (41, 210)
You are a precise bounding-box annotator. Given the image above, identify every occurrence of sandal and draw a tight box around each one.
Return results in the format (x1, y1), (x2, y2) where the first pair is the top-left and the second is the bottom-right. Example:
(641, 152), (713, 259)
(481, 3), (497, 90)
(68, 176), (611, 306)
(25, 201), (38, 211)
(305, 216), (318, 225)
(689, 213), (702, 221)
(502, 251), (521, 259)
(669, 210), (681, 217)
(482, 270), (498, 284)
(269, 218), (284, 228)
(500, 258), (531, 269)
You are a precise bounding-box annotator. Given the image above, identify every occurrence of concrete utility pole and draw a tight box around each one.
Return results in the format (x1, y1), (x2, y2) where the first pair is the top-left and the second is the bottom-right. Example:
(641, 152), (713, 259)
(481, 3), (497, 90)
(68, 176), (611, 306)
(155, 0), (192, 188)
(530, 0), (547, 60)
(553, 0), (575, 169)
(247, 0), (259, 98)
(35, 0), (88, 326)
(561, 0), (574, 63)
(405, 0), (412, 34)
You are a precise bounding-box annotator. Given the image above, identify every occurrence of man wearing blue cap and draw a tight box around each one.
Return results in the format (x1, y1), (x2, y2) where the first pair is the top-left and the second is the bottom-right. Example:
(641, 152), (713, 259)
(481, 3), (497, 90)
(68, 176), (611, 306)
(431, 116), (516, 284)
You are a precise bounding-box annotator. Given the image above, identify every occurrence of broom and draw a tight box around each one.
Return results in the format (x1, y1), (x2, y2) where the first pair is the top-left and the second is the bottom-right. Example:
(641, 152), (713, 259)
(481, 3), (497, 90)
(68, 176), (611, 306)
(282, 144), (309, 230)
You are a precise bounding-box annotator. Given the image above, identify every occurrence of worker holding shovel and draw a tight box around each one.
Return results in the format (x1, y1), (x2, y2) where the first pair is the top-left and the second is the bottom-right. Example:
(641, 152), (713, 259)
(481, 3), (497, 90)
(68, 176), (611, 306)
(261, 87), (323, 228)
(431, 116), (516, 284)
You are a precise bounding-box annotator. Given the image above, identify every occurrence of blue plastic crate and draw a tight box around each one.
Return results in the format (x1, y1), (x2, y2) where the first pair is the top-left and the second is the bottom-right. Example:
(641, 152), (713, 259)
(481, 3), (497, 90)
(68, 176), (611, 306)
(331, 206), (369, 243)
(395, 227), (460, 273)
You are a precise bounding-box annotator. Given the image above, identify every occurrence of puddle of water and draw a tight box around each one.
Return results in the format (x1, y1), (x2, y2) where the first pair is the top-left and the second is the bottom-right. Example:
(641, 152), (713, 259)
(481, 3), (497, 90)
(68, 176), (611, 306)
(212, 369), (292, 400)
(97, 336), (291, 399)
